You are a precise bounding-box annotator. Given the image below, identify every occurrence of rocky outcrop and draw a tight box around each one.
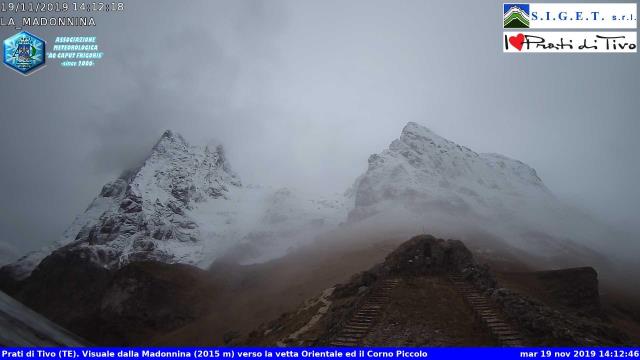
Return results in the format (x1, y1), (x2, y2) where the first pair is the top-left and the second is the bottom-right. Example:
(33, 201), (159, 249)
(330, 235), (477, 300)
(377, 235), (475, 276)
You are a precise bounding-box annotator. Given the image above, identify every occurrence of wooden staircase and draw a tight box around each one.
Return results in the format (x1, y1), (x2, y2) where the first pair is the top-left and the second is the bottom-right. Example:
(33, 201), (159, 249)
(330, 278), (401, 346)
(448, 274), (524, 346)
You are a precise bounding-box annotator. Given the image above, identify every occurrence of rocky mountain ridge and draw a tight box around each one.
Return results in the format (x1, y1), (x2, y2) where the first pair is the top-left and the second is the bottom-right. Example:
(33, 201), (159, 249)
(1, 130), (346, 281)
(347, 122), (619, 266)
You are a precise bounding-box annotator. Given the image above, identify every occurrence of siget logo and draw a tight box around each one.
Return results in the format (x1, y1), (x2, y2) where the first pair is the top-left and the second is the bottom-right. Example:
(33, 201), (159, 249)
(3, 31), (46, 75)
(504, 4), (530, 28)
(503, 3), (637, 54)
(503, 3), (637, 29)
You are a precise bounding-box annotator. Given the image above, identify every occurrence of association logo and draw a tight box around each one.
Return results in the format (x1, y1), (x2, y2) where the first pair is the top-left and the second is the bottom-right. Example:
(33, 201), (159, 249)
(3, 31), (46, 75)
(504, 3), (530, 28)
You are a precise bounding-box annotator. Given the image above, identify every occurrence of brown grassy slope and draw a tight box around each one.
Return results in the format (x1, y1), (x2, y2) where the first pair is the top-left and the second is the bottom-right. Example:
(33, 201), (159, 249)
(151, 233), (404, 345)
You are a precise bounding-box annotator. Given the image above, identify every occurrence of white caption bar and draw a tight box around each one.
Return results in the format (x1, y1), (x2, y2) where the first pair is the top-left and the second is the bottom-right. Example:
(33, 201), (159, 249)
(503, 31), (637, 53)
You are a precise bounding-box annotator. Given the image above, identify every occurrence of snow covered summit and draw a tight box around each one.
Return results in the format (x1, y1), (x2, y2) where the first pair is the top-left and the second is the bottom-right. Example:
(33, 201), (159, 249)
(350, 122), (550, 220)
(2, 130), (346, 280)
(348, 122), (612, 263)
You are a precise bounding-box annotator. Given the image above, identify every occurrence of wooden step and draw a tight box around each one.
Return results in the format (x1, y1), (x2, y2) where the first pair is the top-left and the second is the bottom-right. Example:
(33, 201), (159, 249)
(344, 325), (370, 330)
(341, 330), (368, 336)
(497, 335), (523, 341)
(350, 322), (372, 327)
(332, 339), (359, 344)
(484, 318), (505, 324)
(501, 340), (523, 346)
(493, 329), (519, 335)
(335, 337), (360, 342)
(345, 325), (370, 331)
(330, 342), (355, 347)
(488, 325), (512, 330)
(344, 323), (370, 328)
(342, 326), (369, 331)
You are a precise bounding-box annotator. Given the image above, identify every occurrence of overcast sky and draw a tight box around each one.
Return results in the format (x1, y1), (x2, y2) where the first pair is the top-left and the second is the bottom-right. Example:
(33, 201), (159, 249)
(0, 0), (638, 258)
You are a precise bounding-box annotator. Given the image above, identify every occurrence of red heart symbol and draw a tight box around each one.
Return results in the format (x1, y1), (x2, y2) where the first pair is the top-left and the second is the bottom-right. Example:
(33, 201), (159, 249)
(509, 33), (525, 51)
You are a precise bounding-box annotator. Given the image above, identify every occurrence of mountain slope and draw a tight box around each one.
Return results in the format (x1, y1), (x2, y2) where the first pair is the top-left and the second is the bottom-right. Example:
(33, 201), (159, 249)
(347, 122), (619, 267)
(1, 131), (346, 281)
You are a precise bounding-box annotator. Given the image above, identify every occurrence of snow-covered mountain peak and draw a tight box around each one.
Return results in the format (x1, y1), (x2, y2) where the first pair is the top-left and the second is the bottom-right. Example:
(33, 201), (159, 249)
(372, 122), (545, 191)
(395, 122), (473, 154)
(400, 121), (445, 141)
(132, 130), (241, 209)
(152, 129), (188, 151)
(2, 130), (346, 280)
(348, 122), (619, 265)
(353, 122), (554, 216)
